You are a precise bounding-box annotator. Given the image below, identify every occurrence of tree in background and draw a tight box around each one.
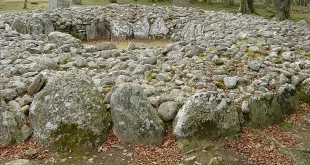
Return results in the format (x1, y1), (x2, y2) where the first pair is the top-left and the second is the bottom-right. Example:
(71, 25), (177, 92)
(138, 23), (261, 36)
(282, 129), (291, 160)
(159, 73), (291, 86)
(274, 0), (292, 20)
(239, 0), (256, 14)
(223, 0), (235, 7)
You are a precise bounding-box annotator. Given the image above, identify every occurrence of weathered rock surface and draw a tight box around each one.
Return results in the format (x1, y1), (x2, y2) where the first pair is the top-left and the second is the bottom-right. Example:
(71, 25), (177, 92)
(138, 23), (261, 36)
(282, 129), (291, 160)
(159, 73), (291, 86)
(173, 91), (240, 139)
(0, 98), (32, 144)
(0, 4), (310, 145)
(110, 83), (165, 145)
(29, 71), (111, 152)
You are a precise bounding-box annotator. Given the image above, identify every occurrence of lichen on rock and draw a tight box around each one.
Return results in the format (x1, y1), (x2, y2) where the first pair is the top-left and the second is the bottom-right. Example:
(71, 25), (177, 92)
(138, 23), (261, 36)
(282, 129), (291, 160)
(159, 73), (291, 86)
(29, 70), (111, 152)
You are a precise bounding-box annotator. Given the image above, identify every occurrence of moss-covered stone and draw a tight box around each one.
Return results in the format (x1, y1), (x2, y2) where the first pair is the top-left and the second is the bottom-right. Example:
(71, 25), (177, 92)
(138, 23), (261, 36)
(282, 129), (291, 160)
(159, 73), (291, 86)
(245, 93), (282, 128)
(50, 123), (99, 153)
(29, 71), (111, 151)
(173, 92), (240, 140)
(297, 78), (310, 104)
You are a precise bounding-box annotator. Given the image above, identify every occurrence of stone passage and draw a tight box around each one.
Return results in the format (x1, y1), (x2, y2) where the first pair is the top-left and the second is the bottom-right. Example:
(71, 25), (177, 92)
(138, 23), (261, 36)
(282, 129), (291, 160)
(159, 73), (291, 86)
(1, 4), (310, 153)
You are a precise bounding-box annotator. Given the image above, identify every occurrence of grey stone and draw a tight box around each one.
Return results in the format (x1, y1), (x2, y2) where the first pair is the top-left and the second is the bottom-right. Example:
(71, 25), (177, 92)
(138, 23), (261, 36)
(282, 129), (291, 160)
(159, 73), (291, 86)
(8, 100), (22, 112)
(279, 73), (290, 85)
(5, 159), (31, 165)
(133, 18), (150, 39)
(27, 74), (46, 95)
(297, 78), (310, 104)
(149, 17), (169, 37)
(181, 22), (204, 40)
(245, 93), (282, 128)
(25, 148), (37, 156)
(29, 71), (111, 152)
(111, 20), (133, 40)
(173, 91), (240, 139)
(110, 83), (165, 145)
(212, 55), (223, 65)
(277, 84), (299, 115)
(248, 46), (260, 53)
(223, 77), (238, 89)
(75, 57), (87, 67)
(48, 31), (82, 48)
(282, 52), (295, 62)
(0, 111), (23, 144)
(247, 60), (263, 71)
(96, 42), (117, 51)
(0, 89), (18, 101)
(158, 101), (178, 121)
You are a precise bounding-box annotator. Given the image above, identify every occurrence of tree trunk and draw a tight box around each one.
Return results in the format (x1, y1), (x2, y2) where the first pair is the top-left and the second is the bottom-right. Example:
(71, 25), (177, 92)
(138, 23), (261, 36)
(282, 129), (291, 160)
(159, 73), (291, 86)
(239, 0), (256, 14)
(223, 0), (234, 7)
(173, 0), (191, 7)
(274, 0), (292, 20)
(23, 0), (27, 9)
(265, 0), (272, 6)
(207, 0), (212, 5)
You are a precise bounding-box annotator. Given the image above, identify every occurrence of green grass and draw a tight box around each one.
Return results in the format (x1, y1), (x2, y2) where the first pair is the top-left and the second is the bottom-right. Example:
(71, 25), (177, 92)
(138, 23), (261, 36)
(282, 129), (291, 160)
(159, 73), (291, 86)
(0, 1), (309, 24)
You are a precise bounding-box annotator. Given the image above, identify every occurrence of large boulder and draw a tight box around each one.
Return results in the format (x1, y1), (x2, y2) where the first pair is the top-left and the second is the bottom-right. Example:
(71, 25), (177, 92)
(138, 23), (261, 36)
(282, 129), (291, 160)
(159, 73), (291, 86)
(110, 20), (133, 40)
(48, 31), (82, 49)
(173, 91), (240, 139)
(243, 93), (282, 128)
(133, 17), (150, 39)
(110, 83), (165, 145)
(29, 71), (111, 152)
(277, 84), (299, 115)
(149, 17), (169, 38)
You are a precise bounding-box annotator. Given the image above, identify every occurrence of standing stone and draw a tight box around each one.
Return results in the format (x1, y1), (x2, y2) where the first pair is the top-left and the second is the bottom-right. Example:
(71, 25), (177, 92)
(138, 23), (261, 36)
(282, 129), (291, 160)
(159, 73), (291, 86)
(110, 83), (165, 145)
(110, 20), (133, 40)
(244, 93), (282, 128)
(29, 71), (111, 152)
(49, 0), (70, 10)
(133, 18), (150, 39)
(27, 74), (46, 95)
(277, 84), (299, 115)
(297, 78), (310, 104)
(181, 22), (204, 40)
(173, 92), (240, 139)
(86, 19), (110, 41)
(149, 17), (169, 37)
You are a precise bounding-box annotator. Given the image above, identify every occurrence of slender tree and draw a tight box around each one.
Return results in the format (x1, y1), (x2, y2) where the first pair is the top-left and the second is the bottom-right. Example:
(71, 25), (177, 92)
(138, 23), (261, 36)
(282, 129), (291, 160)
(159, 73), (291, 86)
(239, 0), (256, 14)
(274, 0), (292, 20)
(23, 0), (27, 9)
